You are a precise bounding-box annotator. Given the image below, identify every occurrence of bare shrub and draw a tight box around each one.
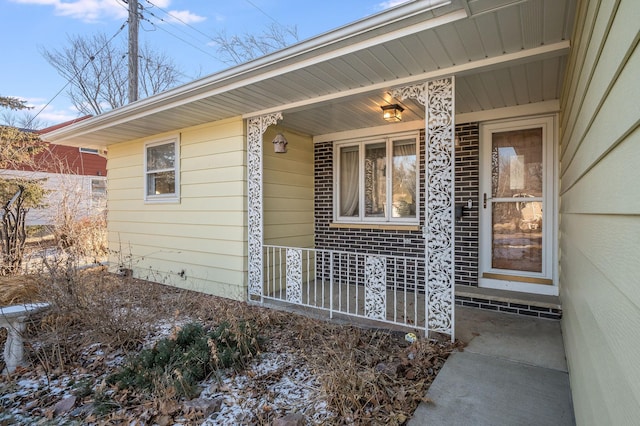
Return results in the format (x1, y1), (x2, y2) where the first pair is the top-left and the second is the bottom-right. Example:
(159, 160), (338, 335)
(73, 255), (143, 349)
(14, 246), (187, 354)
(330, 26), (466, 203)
(54, 213), (107, 261)
(27, 263), (176, 373)
(2, 269), (458, 424)
(49, 170), (107, 263)
(0, 179), (48, 275)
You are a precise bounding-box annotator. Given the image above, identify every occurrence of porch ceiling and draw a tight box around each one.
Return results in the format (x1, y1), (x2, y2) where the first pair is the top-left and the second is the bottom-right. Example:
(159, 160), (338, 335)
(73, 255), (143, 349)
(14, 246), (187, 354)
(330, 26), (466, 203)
(43, 0), (576, 147)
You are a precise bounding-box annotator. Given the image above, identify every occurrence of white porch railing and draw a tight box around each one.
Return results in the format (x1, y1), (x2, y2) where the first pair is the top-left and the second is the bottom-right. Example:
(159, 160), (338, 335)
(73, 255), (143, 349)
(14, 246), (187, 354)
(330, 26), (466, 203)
(246, 77), (455, 341)
(256, 245), (453, 340)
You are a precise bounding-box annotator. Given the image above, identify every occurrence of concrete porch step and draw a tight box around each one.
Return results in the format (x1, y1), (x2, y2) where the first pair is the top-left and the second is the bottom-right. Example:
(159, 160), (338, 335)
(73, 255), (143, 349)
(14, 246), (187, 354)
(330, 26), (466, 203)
(455, 285), (562, 320)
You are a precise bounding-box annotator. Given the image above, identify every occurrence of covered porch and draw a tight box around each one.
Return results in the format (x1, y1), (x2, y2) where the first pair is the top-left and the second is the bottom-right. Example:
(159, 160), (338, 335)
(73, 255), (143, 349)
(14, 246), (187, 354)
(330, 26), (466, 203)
(247, 78), (457, 339)
(241, 0), (574, 341)
(42, 0), (576, 342)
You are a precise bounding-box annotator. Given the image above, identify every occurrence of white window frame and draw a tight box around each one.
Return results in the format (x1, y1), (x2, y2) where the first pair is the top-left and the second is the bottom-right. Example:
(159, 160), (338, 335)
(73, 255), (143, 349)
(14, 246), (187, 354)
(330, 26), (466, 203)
(90, 177), (107, 208)
(333, 131), (420, 224)
(144, 135), (180, 203)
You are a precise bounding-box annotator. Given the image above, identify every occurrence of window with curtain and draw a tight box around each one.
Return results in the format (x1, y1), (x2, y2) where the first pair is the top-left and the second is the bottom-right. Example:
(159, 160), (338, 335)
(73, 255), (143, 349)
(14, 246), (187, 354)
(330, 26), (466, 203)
(144, 136), (180, 202)
(336, 133), (418, 223)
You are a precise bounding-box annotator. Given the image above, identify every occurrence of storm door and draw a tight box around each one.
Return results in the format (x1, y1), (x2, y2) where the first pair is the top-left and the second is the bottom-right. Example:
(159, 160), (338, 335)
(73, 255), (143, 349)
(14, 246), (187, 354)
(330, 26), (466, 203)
(479, 116), (556, 295)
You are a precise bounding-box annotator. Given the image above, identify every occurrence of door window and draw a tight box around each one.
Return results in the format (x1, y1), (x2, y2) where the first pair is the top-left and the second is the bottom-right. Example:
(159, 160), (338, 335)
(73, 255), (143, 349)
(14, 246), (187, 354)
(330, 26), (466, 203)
(490, 128), (543, 273)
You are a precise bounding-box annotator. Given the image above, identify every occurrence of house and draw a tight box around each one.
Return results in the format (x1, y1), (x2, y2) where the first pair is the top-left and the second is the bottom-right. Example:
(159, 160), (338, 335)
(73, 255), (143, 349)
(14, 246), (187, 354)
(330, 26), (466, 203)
(1, 118), (107, 226)
(42, 0), (639, 423)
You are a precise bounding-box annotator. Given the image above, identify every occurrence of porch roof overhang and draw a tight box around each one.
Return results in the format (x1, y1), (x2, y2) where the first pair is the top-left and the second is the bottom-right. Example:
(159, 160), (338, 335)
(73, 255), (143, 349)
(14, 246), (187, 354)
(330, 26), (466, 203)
(43, 0), (575, 148)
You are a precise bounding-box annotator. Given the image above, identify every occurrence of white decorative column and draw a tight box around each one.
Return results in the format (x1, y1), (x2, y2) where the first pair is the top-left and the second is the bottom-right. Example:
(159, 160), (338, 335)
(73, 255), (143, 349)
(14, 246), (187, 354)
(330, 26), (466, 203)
(393, 77), (455, 340)
(247, 112), (282, 300)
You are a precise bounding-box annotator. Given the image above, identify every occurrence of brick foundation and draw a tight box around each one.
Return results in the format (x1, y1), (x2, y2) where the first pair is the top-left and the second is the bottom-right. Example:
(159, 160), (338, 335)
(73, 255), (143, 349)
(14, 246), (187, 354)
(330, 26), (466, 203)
(455, 296), (562, 319)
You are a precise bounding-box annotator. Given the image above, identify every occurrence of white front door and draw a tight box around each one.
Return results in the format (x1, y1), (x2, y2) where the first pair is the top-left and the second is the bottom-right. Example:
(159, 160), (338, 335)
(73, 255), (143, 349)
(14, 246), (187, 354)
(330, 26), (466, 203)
(479, 116), (557, 295)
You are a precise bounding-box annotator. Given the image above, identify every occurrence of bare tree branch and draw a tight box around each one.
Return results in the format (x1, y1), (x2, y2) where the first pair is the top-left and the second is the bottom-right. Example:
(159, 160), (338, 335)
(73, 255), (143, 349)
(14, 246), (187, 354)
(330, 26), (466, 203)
(0, 111), (50, 131)
(40, 33), (184, 115)
(212, 23), (299, 65)
(138, 45), (182, 98)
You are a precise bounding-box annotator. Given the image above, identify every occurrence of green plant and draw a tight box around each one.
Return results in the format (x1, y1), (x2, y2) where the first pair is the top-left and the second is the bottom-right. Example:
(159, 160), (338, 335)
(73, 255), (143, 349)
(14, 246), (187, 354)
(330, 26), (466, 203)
(108, 321), (261, 399)
(93, 389), (120, 417)
(73, 377), (94, 399)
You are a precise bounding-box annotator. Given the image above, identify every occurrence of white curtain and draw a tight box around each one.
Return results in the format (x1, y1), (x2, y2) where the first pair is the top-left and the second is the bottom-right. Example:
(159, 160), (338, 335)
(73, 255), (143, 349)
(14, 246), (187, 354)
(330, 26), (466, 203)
(340, 148), (359, 216)
(392, 141), (416, 217)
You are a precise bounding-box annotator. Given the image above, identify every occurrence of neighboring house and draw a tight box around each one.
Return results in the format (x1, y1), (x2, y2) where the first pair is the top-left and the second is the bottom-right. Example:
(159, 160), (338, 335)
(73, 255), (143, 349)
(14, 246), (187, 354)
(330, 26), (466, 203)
(2, 119), (107, 226)
(43, 0), (639, 423)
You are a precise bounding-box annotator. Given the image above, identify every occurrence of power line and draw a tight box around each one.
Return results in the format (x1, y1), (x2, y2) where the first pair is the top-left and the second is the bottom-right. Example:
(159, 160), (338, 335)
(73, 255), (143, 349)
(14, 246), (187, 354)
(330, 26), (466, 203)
(143, 0), (218, 46)
(29, 2), (292, 128)
(127, 0), (224, 65)
(26, 21), (128, 129)
(243, 0), (285, 26)
(139, 6), (209, 49)
(139, 15), (224, 64)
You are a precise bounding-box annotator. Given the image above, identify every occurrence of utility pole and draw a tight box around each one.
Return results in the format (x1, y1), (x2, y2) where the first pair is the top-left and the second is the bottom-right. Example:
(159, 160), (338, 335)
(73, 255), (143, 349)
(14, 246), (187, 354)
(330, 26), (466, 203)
(128, 0), (139, 103)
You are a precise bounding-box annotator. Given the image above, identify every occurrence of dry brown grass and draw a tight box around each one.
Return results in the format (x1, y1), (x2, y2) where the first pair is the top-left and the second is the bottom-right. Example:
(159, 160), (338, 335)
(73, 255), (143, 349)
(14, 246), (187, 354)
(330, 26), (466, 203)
(1, 268), (458, 425)
(0, 274), (44, 306)
(29, 265), (190, 372)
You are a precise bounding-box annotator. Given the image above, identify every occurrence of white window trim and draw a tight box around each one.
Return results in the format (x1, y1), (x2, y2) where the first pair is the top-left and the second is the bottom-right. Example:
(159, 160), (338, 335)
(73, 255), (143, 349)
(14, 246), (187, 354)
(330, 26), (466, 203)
(144, 135), (180, 203)
(90, 177), (107, 208)
(333, 131), (420, 225)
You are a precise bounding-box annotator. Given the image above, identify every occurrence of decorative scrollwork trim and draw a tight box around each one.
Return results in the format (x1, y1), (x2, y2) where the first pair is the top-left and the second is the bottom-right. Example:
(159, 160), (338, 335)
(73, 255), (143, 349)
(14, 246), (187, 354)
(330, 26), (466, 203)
(394, 78), (456, 339)
(286, 248), (303, 304)
(247, 113), (282, 297)
(392, 83), (427, 106)
(423, 77), (455, 339)
(365, 255), (387, 320)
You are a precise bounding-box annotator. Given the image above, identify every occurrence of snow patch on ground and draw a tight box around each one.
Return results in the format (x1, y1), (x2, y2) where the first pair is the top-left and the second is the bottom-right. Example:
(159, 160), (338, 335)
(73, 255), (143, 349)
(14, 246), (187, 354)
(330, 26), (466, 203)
(1, 320), (334, 425)
(199, 352), (334, 424)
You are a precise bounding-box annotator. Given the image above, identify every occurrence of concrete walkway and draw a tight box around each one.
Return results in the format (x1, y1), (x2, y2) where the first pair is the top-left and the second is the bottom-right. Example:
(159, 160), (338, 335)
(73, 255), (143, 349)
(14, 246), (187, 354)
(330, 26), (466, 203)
(409, 307), (575, 425)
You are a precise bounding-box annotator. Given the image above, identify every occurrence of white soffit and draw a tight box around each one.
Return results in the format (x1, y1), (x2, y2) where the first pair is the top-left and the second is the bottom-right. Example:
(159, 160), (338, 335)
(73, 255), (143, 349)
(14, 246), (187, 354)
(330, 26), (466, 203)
(43, 0), (576, 146)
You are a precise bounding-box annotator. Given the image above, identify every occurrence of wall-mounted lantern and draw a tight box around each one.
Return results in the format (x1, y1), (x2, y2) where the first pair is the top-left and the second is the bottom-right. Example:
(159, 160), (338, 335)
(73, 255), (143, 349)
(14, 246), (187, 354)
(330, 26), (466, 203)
(272, 132), (288, 153)
(381, 104), (404, 122)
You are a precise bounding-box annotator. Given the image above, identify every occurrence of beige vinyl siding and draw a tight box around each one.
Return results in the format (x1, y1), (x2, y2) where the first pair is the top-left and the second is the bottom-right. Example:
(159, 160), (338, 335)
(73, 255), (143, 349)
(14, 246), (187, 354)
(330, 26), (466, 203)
(559, 0), (640, 423)
(107, 117), (248, 300)
(262, 128), (314, 248)
(261, 128), (314, 291)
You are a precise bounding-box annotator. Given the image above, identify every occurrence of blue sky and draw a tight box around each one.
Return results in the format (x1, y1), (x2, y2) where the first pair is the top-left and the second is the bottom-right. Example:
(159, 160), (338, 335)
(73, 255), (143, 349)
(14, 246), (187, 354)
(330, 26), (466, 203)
(1, 0), (405, 127)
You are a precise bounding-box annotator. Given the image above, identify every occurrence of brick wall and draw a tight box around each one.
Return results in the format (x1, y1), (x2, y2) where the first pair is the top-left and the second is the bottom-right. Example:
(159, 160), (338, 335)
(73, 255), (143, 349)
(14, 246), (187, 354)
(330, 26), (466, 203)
(313, 124), (562, 319)
(454, 123), (479, 287)
(314, 133), (426, 257)
(315, 123), (480, 286)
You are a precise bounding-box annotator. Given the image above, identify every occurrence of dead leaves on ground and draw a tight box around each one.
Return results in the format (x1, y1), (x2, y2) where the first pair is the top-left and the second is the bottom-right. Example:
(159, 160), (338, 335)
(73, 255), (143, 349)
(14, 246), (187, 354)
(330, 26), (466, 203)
(1, 269), (458, 425)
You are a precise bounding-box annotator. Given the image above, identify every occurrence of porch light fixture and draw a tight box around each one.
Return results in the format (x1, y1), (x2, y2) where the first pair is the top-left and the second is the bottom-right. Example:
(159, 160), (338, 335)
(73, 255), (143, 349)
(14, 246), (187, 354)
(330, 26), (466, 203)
(381, 104), (404, 122)
(272, 132), (288, 153)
